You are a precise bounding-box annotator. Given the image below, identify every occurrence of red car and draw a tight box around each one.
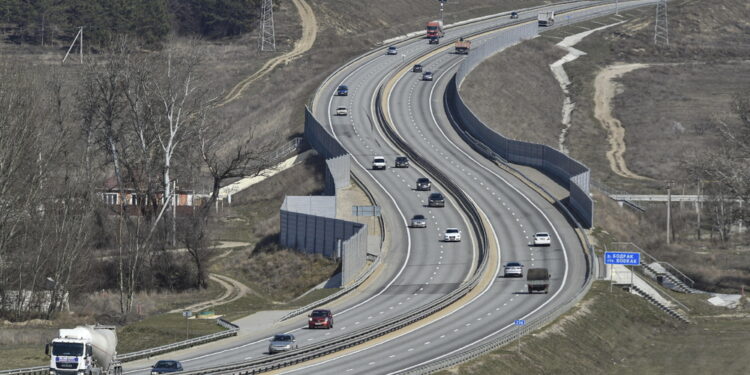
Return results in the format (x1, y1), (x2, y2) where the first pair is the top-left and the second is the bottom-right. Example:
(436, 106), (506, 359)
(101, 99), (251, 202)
(308, 309), (334, 329)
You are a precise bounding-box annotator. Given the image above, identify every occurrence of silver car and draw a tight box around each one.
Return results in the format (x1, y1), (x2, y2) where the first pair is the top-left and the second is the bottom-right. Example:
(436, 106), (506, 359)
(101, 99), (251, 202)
(411, 214), (427, 228)
(503, 262), (524, 277)
(268, 334), (297, 354)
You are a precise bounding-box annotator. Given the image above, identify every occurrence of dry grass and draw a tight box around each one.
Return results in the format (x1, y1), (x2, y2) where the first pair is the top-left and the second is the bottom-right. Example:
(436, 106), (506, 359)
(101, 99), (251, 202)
(461, 37), (567, 146)
(207, 154), (327, 243)
(438, 281), (750, 375)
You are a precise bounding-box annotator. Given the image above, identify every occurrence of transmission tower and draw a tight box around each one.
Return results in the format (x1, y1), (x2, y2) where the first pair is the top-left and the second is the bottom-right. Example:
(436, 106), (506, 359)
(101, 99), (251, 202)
(654, 0), (669, 47)
(259, 0), (276, 52)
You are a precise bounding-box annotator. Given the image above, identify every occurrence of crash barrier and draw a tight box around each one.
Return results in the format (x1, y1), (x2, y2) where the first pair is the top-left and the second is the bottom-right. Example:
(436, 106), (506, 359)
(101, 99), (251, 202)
(0, 318), (239, 375)
(448, 14), (595, 228)
(165, 79), (491, 375)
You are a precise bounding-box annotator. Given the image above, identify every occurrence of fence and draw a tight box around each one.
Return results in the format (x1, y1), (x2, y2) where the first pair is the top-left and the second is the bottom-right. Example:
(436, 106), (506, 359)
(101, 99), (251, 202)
(279, 107), (367, 286)
(448, 22), (594, 228)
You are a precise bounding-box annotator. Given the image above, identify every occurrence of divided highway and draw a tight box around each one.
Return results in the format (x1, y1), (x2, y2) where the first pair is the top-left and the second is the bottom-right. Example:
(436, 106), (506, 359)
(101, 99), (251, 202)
(112, 2), (655, 374)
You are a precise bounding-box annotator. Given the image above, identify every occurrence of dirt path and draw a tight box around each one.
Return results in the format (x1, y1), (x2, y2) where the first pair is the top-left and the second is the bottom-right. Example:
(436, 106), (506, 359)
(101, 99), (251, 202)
(593, 63), (652, 180)
(217, 0), (317, 107)
(169, 273), (256, 313)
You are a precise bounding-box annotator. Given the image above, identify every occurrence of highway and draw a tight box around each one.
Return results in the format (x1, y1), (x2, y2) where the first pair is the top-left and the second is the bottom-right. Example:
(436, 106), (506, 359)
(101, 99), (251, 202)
(116, 2), (654, 374)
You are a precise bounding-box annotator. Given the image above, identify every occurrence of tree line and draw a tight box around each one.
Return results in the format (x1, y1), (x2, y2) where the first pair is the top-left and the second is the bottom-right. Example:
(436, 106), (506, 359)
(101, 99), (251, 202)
(0, 37), (276, 322)
(0, 0), (262, 47)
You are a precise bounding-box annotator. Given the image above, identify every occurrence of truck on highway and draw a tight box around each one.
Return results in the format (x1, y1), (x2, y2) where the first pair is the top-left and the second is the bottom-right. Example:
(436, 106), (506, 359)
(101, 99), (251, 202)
(425, 20), (444, 40)
(526, 268), (551, 294)
(46, 325), (122, 375)
(454, 38), (471, 54)
(537, 11), (555, 27)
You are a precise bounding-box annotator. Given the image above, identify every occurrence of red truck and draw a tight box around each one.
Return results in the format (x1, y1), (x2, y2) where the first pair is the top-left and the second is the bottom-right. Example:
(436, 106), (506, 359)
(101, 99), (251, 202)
(426, 20), (444, 40)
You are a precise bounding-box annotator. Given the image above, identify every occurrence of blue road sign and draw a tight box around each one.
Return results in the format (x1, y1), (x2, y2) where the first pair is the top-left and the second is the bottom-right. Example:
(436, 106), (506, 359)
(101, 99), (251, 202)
(604, 251), (641, 265)
(514, 319), (525, 326)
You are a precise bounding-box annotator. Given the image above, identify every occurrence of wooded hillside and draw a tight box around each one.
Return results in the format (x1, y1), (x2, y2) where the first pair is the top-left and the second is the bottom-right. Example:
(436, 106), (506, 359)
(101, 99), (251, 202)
(0, 0), (261, 47)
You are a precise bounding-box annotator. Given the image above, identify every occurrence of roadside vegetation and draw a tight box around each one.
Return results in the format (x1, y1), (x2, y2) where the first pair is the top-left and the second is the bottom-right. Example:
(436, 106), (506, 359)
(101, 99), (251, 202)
(439, 281), (749, 375)
(461, 0), (750, 292)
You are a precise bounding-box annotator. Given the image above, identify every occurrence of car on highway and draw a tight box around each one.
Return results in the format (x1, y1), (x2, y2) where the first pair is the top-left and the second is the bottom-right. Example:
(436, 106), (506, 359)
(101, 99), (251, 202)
(510, 11), (519, 19)
(413, 64), (423, 73)
(395, 156), (409, 168)
(422, 71), (433, 81)
(443, 228), (462, 242)
(503, 262), (524, 277)
(428, 192), (445, 207)
(533, 232), (551, 246)
(372, 156), (387, 170)
(386, 45), (398, 55)
(416, 177), (431, 191)
(410, 214), (427, 228)
(308, 309), (333, 329)
(336, 85), (348, 96)
(335, 106), (348, 116)
(151, 360), (183, 374)
(268, 334), (297, 354)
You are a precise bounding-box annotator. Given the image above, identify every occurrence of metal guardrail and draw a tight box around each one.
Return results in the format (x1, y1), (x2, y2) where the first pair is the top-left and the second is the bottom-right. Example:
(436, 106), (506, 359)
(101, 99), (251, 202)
(170, 39), (494, 375)
(612, 242), (695, 289)
(115, 317), (239, 362)
(0, 318), (239, 375)
(278, 254), (382, 322)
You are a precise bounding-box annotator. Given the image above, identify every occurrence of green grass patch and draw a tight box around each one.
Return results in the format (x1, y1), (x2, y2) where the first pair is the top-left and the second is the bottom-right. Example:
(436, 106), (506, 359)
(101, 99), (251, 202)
(438, 282), (750, 374)
(0, 345), (48, 370)
(117, 313), (224, 353)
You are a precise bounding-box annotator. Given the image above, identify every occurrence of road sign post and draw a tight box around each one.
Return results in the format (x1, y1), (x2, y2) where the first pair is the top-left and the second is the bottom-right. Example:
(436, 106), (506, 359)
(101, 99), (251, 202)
(514, 319), (525, 353)
(182, 311), (192, 339)
(604, 252), (641, 292)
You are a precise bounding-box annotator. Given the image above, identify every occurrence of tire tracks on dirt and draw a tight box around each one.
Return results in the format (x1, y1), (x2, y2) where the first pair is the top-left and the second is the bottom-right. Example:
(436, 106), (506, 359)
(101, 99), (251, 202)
(217, 0), (317, 107)
(169, 273), (257, 313)
(593, 63), (652, 180)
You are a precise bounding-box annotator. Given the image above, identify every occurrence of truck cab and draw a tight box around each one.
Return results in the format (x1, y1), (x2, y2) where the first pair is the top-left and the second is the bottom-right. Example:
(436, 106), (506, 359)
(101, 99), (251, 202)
(47, 339), (94, 375)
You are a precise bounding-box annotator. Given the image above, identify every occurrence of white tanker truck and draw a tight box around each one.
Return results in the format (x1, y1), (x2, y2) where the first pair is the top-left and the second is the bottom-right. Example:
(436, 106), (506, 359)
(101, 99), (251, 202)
(46, 325), (123, 375)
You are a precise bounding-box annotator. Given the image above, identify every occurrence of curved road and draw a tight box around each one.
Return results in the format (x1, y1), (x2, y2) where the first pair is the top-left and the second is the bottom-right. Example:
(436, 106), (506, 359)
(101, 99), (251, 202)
(120, 2), (653, 374)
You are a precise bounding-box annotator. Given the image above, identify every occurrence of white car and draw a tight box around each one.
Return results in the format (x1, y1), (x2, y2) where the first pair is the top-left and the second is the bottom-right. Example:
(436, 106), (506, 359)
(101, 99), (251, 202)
(335, 107), (348, 116)
(372, 156), (387, 170)
(533, 232), (551, 246)
(443, 228), (462, 242)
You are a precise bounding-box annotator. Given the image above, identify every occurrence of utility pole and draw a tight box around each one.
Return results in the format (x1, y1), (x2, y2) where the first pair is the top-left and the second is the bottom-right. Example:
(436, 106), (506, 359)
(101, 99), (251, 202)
(666, 180), (673, 245)
(172, 179), (177, 247)
(259, 0), (276, 52)
(439, 0), (446, 23)
(696, 180), (702, 240)
(654, 0), (669, 47)
(62, 26), (84, 64)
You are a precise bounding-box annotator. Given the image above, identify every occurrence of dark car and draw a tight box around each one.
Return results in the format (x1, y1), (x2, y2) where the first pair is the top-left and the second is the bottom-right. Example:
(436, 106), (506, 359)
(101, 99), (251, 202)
(422, 71), (434, 81)
(337, 85), (349, 96)
(151, 360), (183, 374)
(413, 64), (423, 73)
(510, 11), (519, 19)
(395, 156), (409, 168)
(308, 309), (334, 329)
(429, 36), (440, 44)
(428, 192), (445, 207)
(416, 177), (431, 191)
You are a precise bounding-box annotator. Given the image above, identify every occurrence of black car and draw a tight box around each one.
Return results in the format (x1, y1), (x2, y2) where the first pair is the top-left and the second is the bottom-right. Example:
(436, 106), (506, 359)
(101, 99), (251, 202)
(510, 11), (519, 19)
(413, 64), (423, 73)
(416, 177), (431, 191)
(395, 156), (409, 168)
(428, 192), (445, 207)
(151, 360), (183, 374)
